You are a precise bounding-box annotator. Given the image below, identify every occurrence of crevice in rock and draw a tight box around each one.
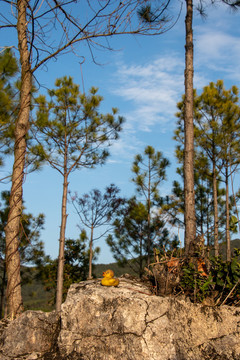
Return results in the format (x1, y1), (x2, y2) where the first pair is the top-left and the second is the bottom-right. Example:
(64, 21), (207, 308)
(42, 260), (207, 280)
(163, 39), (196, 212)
(1, 281), (239, 360)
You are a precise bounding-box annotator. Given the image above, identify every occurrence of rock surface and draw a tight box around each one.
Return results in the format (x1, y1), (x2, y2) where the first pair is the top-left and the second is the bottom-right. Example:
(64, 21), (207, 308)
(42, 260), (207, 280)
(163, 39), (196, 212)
(0, 278), (239, 359)
(0, 310), (60, 359)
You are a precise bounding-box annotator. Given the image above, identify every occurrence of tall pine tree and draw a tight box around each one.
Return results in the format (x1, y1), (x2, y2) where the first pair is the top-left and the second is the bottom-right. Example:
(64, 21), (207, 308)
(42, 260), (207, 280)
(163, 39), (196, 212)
(35, 76), (124, 311)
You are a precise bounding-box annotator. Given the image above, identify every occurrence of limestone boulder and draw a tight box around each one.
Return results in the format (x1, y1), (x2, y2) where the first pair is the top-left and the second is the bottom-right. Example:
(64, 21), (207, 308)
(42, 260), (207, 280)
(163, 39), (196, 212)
(58, 278), (240, 360)
(0, 310), (60, 359)
(0, 277), (239, 359)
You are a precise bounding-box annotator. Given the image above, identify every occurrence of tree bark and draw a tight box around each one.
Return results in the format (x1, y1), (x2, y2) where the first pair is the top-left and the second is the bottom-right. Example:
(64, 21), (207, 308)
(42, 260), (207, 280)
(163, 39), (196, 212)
(184, 0), (196, 255)
(88, 226), (94, 280)
(147, 159), (151, 265)
(56, 171), (69, 312)
(139, 235), (143, 278)
(213, 160), (219, 256)
(0, 261), (6, 318)
(225, 167), (231, 261)
(5, 0), (31, 318)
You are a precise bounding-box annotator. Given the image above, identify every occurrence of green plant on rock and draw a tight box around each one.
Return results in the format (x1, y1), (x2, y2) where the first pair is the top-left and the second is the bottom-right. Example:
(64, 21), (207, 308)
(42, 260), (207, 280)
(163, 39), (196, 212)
(179, 262), (213, 302)
(178, 249), (240, 305)
(209, 248), (240, 305)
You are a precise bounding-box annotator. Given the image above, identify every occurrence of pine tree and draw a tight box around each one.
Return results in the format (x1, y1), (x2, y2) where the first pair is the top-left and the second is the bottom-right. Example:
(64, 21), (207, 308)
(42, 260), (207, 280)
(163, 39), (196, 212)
(107, 197), (170, 278)
(35, 76), (123, 311)
(131, 146), (170, 264)
(174, 81), (240, 257)
(197, 81), (240, 259)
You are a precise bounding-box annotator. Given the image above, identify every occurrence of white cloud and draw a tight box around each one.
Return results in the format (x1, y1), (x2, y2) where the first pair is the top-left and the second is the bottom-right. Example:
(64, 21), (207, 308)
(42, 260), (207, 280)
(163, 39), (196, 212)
(105, 7), (240, 182)
(111, 53), (185, 134)
(195, 23), (240, 82)
(107, 130), (144, 161)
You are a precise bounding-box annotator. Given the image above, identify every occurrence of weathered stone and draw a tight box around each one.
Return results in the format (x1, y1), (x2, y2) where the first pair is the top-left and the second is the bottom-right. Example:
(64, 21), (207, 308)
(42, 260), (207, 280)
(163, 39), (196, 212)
(0, 278), (239, 359)
(0, 310), (60, 359)
(58, 278), (240, 360)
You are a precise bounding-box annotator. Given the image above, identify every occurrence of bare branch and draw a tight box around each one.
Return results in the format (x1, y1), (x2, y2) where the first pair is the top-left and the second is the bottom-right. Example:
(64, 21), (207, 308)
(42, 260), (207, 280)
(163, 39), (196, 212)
(1, 1), (176, 73)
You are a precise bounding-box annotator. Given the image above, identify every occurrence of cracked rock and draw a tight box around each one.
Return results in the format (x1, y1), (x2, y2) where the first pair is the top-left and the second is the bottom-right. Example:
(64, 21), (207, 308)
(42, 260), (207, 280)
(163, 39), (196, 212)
(0, 279), (239, 359)
(58, 279), (240, 360)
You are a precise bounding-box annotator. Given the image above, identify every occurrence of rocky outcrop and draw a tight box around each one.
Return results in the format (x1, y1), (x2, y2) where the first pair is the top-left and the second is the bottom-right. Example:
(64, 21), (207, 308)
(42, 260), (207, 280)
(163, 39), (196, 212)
(0, 310), (60, 359)
(0, 278), (239, 359)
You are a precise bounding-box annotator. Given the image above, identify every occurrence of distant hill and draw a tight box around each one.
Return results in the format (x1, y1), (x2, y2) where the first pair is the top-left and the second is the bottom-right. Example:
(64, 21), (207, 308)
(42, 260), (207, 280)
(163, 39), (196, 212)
(22, 279), (54, 312)
(21, 267), (54, 312)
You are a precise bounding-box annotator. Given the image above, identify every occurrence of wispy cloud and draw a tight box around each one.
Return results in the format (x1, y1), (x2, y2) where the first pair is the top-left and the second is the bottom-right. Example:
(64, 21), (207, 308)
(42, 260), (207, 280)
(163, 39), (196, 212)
(106, 8), (240, 170)
(195, 22), (240, 82)
(107, 133), (144, 162)
(111, 53), (185, 134)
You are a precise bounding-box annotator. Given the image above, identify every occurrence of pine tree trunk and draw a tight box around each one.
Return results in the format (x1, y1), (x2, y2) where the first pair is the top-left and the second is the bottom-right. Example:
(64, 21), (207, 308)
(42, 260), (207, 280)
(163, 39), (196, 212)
(147, 202), (151, 266)
(213, 160), (219, 256)
(225, 167), (231, 261)
(0, 261), (6, 318)
(139, 235), (143, 278)
(184, 0), (196, 255)
(88, 226), (94, 280)
(5, 0), (31, 318)
(56, 172), (69, 312)
(200, 181), (204, 235)
(147, 165), (151, 265)
(207, 208), (210, 247)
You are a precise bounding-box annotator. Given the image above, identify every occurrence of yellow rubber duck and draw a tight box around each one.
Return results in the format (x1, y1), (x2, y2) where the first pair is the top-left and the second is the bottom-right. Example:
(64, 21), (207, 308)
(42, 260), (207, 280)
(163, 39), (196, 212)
(101, 269), (119, 287)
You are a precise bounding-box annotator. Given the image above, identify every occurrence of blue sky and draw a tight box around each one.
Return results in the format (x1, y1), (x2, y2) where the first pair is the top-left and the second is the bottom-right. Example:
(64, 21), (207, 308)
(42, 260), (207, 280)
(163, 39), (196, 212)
(1, 2), (240, 264)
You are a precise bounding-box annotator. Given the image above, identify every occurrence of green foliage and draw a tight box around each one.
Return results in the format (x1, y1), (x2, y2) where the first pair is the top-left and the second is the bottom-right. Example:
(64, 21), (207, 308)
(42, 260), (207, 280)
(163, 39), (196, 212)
(107, 145), (171, 273)
(0, 49), (19, 166)
(0, 49), (18, 121)
(0, 191), (46, 266)
(197, 80), (240, 175)
(172, 80), (240, 247)
(178, 250), (240, 305)
(34, 76), (124, 174)
(132, 145), (170, 204)
(0, 49), (45, 173)
(93, 262), (137, 278)
(107, 197), (171, 278)
(179, 262), (213, 302)
(17, 247), (240, 311)
(107, 198), (148, 277)
(35, 76), (124, 307)
(230, 215), (238, 232)
(79, 228), (101, 263)
(131, 145), (170, 263)
(137, 4), (170, 24)
(210, 249), (240, 293)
